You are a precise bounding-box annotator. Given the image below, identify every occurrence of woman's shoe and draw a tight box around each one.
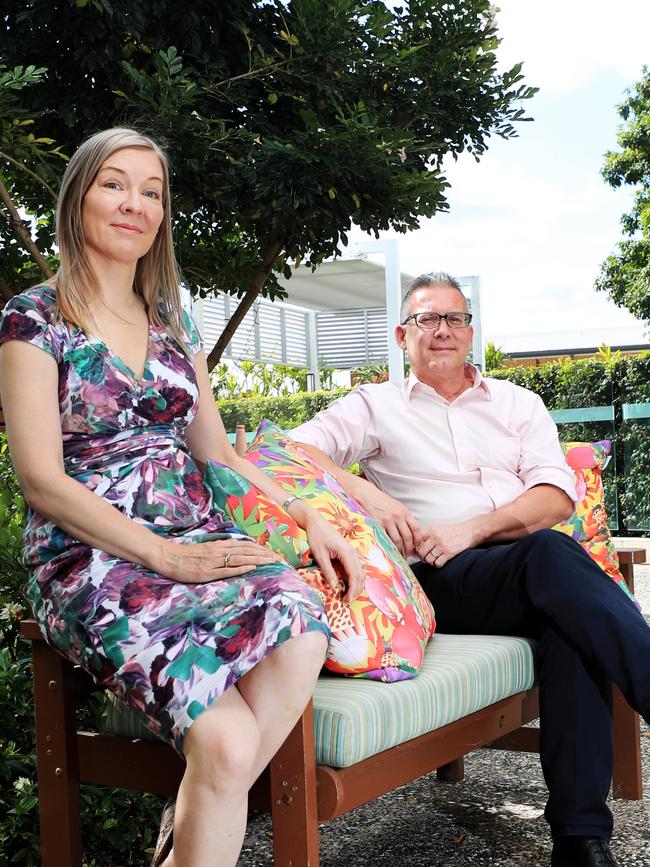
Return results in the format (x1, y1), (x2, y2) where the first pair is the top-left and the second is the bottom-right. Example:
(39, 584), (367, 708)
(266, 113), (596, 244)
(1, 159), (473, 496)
(150, 798), (175, 867)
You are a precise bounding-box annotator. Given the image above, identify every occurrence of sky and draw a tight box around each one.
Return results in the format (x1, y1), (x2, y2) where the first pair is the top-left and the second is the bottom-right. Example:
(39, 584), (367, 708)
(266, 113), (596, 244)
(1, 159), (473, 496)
(351, 0), (650, 352)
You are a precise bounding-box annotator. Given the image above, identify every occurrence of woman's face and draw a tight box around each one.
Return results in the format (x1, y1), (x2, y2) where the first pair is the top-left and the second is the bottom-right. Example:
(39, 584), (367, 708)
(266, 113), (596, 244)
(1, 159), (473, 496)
(81, 147), (165, 268)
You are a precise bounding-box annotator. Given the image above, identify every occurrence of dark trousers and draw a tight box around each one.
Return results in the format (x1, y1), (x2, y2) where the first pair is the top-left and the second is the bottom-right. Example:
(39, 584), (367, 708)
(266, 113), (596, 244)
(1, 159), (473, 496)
(412, 529), (650, 839)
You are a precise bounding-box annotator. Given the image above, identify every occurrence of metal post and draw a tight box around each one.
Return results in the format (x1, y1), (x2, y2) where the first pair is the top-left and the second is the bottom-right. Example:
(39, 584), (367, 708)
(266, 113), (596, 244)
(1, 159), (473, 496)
(307, 310), (321, 390)
(223, 296), (232, 358)
(459, 275), (483, 370)
(382, 239), (403, 381)
(348, 238), (404, 381)
(254, 300), (262, 361)
(279, 307), (287, 363)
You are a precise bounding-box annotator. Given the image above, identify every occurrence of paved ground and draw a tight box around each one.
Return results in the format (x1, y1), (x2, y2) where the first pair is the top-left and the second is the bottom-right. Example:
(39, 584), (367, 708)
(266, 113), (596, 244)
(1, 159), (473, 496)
(240, 566), (650, 866)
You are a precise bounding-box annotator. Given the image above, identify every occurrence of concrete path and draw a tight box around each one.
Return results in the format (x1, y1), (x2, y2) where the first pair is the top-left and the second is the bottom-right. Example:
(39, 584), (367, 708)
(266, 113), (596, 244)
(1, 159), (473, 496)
(240, 566), (650, 866)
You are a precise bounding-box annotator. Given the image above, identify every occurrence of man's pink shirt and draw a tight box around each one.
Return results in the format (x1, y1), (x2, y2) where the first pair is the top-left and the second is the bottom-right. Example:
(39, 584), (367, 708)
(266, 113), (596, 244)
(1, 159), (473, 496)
(291, 365), (577, 528)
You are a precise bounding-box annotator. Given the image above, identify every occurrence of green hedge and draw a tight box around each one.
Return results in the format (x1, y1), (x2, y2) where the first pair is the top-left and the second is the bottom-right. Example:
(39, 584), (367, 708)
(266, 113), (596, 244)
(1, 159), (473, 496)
(491, 352), (650, 533)
(216, 388), (348, 432)
(490, 352), (650, 406)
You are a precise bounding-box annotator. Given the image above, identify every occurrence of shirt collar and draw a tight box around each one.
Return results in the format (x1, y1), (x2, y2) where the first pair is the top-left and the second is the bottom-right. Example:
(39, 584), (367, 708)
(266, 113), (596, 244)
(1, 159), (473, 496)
(404, 363), (492, 401)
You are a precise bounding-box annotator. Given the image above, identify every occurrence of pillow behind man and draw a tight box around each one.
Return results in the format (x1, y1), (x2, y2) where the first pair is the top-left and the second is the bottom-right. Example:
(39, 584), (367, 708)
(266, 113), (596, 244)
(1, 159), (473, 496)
(205, 420), (436, 682)
(553, 440), (636, 604)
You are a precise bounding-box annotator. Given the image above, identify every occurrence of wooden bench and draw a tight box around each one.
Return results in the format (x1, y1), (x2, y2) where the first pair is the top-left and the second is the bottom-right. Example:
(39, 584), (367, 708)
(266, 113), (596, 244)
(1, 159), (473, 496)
(19, 547), (645, 867)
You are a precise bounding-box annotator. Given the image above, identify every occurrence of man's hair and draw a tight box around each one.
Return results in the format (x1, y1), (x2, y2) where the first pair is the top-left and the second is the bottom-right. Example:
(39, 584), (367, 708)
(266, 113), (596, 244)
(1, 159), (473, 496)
(400, 272), (468, 322)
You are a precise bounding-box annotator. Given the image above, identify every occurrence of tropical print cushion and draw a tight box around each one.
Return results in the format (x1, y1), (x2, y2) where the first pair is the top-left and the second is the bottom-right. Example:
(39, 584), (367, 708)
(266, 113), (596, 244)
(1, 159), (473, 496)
(553, 440), (636, 603)
(205, 420), (436, 682)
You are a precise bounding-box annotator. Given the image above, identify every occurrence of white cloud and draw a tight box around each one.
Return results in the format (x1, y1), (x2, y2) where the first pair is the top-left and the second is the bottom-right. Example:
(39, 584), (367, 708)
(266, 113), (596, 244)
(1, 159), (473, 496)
(495, 1), (650, 93)
(353, 143), (636, 334)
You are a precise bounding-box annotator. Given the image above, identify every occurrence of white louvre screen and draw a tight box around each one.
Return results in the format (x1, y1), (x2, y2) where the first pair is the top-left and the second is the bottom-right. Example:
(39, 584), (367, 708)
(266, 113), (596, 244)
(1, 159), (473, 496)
(315, 307), (388, 368)
(200, 296), (309, 366)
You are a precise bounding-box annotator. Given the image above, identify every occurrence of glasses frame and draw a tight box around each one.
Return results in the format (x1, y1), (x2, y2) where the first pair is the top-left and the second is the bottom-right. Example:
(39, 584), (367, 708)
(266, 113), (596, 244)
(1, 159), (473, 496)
(401, 311), (473, 330)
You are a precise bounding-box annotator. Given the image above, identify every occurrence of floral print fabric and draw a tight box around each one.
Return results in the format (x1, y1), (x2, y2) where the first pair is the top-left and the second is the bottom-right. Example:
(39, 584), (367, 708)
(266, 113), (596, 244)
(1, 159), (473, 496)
(0, 286), (328, 751)
(206, 420), (436, 682)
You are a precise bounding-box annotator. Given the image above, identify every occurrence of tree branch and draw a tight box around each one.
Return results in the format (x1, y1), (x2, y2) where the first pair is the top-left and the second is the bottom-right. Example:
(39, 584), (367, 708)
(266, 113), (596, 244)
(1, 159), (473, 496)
(0, 178), (54, 279)
(208, 58), (294, 94)
(205, 239), (284, 371)
(0, 151), (58, 201)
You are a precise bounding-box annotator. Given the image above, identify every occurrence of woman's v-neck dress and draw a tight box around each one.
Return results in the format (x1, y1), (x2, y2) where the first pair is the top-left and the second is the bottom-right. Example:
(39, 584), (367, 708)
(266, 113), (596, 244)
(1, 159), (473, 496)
(0, 285), (328, 751)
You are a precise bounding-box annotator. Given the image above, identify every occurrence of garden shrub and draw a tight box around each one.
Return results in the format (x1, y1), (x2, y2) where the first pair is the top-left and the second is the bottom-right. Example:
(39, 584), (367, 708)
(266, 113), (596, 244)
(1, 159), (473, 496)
(492, 352), (650, 533)
(210, 360), (335, 399)
(216, 388), (347, 432)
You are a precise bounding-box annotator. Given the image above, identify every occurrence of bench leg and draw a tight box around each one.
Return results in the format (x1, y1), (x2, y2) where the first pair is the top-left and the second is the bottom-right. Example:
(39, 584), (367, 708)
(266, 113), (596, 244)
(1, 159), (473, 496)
(612, 685), (642, 799)
(437, 757), (465, 783)
(611, 555), (643, 800)
(31, 641), (82, 867)
(270, 701), (320, 866)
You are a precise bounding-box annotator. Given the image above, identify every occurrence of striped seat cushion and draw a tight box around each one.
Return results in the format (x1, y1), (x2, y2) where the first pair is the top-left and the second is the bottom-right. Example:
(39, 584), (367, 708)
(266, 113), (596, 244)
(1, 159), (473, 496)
(104, 633), (535, 768)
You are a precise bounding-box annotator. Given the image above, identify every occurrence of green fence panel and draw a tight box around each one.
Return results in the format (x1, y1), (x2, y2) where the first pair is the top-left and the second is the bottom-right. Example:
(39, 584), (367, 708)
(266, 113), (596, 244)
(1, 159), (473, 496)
(549, 406), (615, 423)
(622, 403), (650, 420)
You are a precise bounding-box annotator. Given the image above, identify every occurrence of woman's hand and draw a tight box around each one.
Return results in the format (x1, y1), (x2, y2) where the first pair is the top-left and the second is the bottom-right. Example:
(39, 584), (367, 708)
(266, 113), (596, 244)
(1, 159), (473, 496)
(153, 538), (284, 584)
(298, 508), (366, 603)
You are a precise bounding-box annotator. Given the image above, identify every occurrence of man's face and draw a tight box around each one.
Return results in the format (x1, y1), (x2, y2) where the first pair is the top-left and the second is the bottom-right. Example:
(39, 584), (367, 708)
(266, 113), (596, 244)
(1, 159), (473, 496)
(395, 285), (473, 383)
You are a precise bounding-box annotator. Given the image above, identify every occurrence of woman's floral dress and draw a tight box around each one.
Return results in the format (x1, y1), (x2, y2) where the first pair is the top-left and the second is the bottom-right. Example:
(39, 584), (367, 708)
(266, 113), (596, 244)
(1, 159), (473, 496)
(0, 286), (329, 752)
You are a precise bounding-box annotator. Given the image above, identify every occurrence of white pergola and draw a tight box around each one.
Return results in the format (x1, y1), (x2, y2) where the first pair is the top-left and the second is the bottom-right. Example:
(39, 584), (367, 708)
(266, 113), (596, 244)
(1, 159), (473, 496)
(195, 240), (483, 385)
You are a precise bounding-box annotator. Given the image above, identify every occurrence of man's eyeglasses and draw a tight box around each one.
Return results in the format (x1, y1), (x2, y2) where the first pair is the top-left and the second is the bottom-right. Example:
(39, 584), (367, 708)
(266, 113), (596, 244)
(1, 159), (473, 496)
(401, 311), (472, 330)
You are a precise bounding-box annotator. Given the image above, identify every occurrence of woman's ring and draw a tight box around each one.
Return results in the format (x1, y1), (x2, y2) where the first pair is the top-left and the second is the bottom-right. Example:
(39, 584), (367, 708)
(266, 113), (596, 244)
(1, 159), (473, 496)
(223, 553), (232, 568)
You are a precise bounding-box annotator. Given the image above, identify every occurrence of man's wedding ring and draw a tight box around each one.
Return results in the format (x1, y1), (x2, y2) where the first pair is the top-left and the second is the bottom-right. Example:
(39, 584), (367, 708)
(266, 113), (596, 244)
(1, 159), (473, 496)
(223, 553), (232, 568)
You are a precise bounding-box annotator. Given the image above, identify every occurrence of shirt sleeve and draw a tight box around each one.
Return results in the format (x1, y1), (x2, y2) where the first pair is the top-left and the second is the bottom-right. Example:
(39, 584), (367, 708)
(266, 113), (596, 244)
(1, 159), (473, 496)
(290, 388), (379, 469)
(0, 287), (63, 362)
(519, 395), (578, 507)
(180, 305), (203, 354)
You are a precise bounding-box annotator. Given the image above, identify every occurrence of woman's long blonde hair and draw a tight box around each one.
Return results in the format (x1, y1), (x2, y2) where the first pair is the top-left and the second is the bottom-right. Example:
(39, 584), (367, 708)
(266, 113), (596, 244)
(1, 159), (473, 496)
(49, 127), (188, 349)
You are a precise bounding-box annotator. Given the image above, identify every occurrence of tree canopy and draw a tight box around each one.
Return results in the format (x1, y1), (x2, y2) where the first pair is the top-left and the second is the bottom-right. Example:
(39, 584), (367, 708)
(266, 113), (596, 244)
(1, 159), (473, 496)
(1, 0), (536, 366)
(597, 70), (650, 322)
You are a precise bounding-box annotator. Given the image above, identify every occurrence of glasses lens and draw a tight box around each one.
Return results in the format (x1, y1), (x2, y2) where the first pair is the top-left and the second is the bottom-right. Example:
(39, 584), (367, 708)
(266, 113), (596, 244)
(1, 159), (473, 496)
(447, 313), (470, 328)
(415, 313), (440, 330)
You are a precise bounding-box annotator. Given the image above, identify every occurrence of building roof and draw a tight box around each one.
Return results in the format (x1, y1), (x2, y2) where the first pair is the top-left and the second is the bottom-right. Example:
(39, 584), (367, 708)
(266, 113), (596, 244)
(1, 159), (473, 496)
(493, 324), (649, 357)
(276, 258), (414, 310)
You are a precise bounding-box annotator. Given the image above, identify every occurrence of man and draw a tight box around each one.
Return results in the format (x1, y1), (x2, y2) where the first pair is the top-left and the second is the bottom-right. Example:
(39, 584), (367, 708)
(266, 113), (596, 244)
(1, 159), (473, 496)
(291, 272), (650, 867)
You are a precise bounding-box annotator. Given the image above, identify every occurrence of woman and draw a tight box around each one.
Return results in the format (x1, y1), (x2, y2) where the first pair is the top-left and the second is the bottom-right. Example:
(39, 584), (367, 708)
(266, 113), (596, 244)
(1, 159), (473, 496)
(0, 128), (364, 867)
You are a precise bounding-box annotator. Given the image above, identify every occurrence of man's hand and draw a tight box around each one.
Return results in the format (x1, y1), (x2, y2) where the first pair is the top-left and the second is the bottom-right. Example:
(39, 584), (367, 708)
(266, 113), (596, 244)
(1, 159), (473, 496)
(415, 485), (575, 568)
(415, 520), (479, 568)
(356, 486), (421, 557)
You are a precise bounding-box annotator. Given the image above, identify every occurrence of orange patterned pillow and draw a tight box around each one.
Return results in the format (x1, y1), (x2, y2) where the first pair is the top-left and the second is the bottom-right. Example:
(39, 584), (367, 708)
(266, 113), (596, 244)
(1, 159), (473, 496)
(205, 421), (436, 681)
(553, 441), (636, 604)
